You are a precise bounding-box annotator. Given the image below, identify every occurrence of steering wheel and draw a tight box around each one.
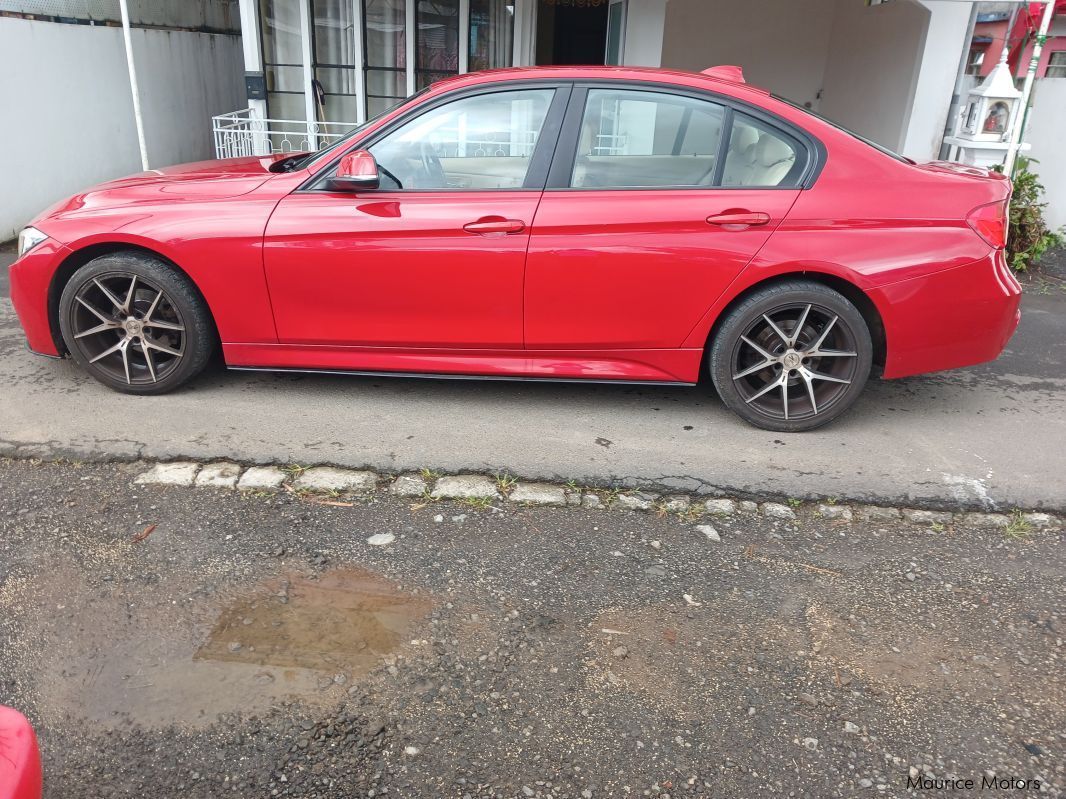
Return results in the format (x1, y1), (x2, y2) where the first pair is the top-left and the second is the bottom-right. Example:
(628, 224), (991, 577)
(419, 141), (447, 188)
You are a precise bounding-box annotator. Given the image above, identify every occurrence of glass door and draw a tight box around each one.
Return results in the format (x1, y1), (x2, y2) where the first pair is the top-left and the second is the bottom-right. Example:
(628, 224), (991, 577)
(312, 0), (361, 125)
(258, 0), (526, 127)
(364, 0), (409, 117)
(416, 0), (461, 89)
(469, 0), (515, 71)
(260, 0), (308, 121)
(605, 0), (626, 66)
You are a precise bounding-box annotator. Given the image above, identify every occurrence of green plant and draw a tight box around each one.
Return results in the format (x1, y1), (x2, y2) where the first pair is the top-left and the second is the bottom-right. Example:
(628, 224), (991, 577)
(1004, 512), (1032, 540)
(996, 157), (1064, 272)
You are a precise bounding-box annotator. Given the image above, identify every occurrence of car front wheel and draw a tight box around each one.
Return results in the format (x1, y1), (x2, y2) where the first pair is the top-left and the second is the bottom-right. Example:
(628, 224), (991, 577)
(709, 280), (873, 432)
(58, 252), (215, 395)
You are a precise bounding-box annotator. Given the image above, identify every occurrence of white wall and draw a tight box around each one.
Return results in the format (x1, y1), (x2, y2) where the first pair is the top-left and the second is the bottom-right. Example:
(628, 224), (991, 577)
(902, 0), (975, 160)
(133, 27), (246, 166)
(1026, 79), (1066, 230)
(657, 0), (973, 162)
(623, 0), (667, 67)
(660, 0), (836, 110)
(0, 17), (244, 241)
(820, 0), (929, 154)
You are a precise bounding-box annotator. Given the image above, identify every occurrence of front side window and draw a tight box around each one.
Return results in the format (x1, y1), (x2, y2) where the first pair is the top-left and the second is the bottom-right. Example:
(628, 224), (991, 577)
(369, 88), (555, 189)
(571, 89), (726, 188)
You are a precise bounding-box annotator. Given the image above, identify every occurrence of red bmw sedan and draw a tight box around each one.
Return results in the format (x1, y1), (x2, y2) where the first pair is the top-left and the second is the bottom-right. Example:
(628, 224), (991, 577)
(9, 66), (1020, 431)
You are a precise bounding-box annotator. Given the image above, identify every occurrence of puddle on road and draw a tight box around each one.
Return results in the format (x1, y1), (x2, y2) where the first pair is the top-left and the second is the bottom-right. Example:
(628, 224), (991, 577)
(197, 567), (433, 673)
(35, 565), (432, 729)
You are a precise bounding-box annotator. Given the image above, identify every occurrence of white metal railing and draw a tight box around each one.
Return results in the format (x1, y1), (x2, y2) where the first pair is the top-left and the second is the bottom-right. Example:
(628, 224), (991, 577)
(211, 109), (357, 159)
(434, 126), (539, 158)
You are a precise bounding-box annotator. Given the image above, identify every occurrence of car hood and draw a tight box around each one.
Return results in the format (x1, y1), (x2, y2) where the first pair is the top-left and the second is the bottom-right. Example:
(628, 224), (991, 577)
(32, 155), (288, 224)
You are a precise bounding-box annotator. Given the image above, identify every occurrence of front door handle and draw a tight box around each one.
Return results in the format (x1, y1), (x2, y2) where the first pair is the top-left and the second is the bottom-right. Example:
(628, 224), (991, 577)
(463, 216), (526, 235)
(706, 210), (771, 229)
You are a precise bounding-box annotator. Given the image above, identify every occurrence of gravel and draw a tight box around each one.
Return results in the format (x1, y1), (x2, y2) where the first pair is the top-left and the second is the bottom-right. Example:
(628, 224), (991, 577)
(0, 458), (1063, 799)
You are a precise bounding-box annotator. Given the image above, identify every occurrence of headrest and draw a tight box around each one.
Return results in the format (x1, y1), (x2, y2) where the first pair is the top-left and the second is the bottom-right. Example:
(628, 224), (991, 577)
(756, 135), (794, 167)
(730, 125), (759, 153)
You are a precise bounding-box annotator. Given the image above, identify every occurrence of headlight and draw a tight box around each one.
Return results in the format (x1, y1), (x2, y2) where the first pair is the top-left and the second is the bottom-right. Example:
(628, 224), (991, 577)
(17, 227), (48, 257)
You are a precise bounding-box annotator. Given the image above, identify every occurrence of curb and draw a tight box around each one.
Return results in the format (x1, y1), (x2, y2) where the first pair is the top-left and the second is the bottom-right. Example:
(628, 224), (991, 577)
(126, 459), (1064, 534)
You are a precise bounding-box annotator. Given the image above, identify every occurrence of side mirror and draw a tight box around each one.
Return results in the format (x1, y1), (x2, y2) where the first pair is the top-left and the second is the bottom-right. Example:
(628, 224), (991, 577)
(328, 150), (380, 191)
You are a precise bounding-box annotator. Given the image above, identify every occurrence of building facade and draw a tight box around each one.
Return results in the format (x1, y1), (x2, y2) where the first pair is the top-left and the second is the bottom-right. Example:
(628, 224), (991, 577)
(222, 0), (975, 164)
(966, 2), (1066, 79)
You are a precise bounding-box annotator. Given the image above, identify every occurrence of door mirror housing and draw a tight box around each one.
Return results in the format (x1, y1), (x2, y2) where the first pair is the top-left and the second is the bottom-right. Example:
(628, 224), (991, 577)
(328, 150), (380, 191)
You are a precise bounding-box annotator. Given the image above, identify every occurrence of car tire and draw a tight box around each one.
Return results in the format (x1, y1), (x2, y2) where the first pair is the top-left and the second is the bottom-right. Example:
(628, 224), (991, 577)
(58, 252), (215, 395)
(709, 280), (873, 432)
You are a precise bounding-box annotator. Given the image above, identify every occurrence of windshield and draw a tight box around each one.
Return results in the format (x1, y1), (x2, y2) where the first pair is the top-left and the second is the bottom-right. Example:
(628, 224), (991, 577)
(771, 94), (914, 164)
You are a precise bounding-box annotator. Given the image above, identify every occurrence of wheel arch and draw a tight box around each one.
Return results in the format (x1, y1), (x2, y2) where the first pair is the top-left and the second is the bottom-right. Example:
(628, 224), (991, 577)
(700, 270), (887, 372)
(47, 241), (219, 356)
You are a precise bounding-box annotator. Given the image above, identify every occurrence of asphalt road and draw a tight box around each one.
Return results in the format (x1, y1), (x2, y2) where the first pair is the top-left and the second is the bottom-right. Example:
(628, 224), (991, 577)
(2, 460), (1063, 798)
(2, 244), (1065, 510)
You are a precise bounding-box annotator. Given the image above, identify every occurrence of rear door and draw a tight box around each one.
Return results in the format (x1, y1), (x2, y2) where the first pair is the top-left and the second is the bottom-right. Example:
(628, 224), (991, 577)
(524, 85), (807, 349)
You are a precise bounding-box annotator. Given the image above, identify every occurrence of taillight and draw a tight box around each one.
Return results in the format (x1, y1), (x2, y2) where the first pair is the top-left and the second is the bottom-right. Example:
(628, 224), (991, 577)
(967, 200), (1008, 249)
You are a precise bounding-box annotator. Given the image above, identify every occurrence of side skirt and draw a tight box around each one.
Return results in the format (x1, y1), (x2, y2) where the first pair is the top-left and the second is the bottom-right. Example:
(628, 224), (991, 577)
(221, 343), (705, 384)
(229, 366), (695, 387)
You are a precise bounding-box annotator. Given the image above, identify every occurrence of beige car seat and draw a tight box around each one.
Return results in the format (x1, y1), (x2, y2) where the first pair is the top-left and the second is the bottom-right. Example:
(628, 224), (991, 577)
(750, 134), (796, 186)
(720, 123), (759, 186)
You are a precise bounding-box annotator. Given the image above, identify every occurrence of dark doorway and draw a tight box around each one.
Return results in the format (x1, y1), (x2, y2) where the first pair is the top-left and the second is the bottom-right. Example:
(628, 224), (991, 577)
(535, 0), (609, 65)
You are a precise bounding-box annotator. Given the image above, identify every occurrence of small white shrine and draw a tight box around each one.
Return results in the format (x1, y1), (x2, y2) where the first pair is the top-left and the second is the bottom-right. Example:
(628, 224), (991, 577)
(943, 52), (1026, 169)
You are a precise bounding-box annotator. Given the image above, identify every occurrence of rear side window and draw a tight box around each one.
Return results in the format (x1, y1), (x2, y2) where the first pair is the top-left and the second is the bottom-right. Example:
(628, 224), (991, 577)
(568, 90), (809, 190)
(571, 89), (726, 188)
(721, 112), (803, 188)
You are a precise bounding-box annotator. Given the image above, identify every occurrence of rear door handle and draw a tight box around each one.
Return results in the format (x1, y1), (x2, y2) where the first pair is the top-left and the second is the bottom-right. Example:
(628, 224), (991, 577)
(463, 216), (526, 235)
(706, 210), (771, 229)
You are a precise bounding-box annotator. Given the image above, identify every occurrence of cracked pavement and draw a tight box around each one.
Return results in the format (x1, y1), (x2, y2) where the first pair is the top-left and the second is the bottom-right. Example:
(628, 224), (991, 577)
(2, 244), (1064, 510)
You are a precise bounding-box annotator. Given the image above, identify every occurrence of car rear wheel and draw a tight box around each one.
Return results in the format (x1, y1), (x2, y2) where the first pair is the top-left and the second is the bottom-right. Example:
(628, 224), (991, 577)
(709, 280), (873, 432)
(58, 252), (215, 395)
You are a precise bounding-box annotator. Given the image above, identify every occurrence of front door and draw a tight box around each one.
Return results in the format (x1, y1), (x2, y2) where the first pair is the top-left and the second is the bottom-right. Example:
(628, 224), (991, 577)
(264, 86), (564, 348)
(525, 86), (807, 349)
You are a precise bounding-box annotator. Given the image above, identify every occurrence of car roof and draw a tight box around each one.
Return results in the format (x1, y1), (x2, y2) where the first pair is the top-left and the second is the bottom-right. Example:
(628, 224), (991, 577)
(428, 65), (771, 98)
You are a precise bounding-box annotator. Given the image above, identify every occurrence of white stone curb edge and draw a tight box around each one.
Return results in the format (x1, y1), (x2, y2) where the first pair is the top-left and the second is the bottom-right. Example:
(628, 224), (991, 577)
(128, 460), (1063, 532)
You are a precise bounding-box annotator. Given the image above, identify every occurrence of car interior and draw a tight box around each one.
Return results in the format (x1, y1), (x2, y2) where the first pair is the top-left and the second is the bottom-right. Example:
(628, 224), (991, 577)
(364, 86), (800, 192)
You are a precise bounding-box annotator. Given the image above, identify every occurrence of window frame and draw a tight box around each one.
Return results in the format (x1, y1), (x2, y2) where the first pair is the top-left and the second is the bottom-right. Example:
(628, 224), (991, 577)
(1046, 50), (1066, 78)
(301, 81), (574, 194)
(545, 81), (824, 192)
